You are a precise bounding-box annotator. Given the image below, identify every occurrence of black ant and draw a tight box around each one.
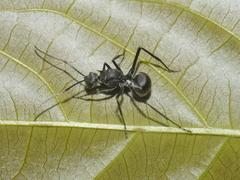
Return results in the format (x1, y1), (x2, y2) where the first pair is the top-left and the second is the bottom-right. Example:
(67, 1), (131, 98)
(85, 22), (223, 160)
(34, 46), (190, 137)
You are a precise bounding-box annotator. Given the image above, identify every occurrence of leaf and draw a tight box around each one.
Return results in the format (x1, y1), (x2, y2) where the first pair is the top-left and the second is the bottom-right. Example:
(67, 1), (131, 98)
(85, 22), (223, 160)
(0, 0), (240, 179)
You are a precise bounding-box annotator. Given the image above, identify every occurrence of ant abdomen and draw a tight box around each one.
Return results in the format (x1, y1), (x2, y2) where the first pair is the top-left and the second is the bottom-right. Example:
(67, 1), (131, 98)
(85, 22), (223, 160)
(132, 72), (151, 100)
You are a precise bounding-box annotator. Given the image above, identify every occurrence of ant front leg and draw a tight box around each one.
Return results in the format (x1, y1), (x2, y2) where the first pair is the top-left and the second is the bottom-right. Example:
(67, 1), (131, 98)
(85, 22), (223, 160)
(111, 50), (126, 71)
(101, 63), (111, 71)
(63, 79), (85, 92)
(128, 47), (178, 76)
(74, 87), (117, 101)
(34, 90), (85, 121)
(75, 93), (115, 101)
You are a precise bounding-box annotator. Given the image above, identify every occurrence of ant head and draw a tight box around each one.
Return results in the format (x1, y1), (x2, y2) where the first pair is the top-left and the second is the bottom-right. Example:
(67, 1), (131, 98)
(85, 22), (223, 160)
(84, 72), (99, 89)
(132, 72), (151, 101)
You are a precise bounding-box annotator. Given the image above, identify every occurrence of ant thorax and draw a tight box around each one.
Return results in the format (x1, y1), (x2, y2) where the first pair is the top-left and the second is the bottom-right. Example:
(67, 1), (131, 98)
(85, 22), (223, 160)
(125, 79), (142, 89)
(99, 69), (124, 87)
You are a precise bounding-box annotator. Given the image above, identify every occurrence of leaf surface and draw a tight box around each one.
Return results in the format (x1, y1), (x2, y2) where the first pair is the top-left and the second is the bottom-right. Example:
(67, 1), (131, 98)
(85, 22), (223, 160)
(0, 0), (240, 179)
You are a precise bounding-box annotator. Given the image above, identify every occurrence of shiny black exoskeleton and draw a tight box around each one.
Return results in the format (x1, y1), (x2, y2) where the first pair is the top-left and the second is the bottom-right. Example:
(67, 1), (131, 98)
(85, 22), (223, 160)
(34, 46), (190, 137)
(84, 66), (151, 100)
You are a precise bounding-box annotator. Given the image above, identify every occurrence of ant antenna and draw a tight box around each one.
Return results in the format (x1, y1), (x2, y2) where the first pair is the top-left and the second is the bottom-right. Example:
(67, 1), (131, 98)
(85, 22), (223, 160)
(35, 49), (79, 81)
(34, 46), (85, 77)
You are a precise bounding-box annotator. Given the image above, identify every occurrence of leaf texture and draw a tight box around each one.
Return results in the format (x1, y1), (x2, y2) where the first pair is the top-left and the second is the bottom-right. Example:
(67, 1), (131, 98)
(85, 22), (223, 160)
(0, 0), (240, 179)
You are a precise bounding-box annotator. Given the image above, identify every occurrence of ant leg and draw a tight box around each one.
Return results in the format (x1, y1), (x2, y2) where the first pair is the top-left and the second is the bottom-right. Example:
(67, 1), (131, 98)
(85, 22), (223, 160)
(111, 50), (126, 71)
(126, 94), (169, 127)
(101, 63), (111, 71)
(64, 80), (85, 92)
(97, 87), (117, 94)
(34, 90), (85, 121)
(98, 62), (111, 73)
(128, 47), (178, 76)
(35, 46), (85, 77)
(126, 94), (190, 133)
(98, 50), (125, 72)
(145, 102), (191, 133)
(134, 61), (179, 78)
(74, 87), (117, 100)
(75, 93), (115, 101)
(35, 84), (114, 121)
(116, 91), (127, 138)
(39, 80), (86, 107)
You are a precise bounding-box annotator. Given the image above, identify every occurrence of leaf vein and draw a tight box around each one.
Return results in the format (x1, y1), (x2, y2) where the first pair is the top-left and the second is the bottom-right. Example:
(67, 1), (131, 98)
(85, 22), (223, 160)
(0, 50), (68, 121)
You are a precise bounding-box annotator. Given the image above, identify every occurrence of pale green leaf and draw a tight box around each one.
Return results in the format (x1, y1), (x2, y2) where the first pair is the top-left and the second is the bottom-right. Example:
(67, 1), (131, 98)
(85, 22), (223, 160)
(0, 0), (240, 179)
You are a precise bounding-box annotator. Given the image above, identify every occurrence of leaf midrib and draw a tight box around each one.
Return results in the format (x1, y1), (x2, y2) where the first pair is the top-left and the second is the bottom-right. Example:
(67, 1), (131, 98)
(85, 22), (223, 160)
(1, 120), (240, 137)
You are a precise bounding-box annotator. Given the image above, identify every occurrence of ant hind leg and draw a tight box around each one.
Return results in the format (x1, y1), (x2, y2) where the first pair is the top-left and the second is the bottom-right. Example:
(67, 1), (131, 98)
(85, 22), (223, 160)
(126, 93), (169, 127)
(116, 92), (128, 138)
(126, 93), (191, 133)
(145, 102), (191, 133)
